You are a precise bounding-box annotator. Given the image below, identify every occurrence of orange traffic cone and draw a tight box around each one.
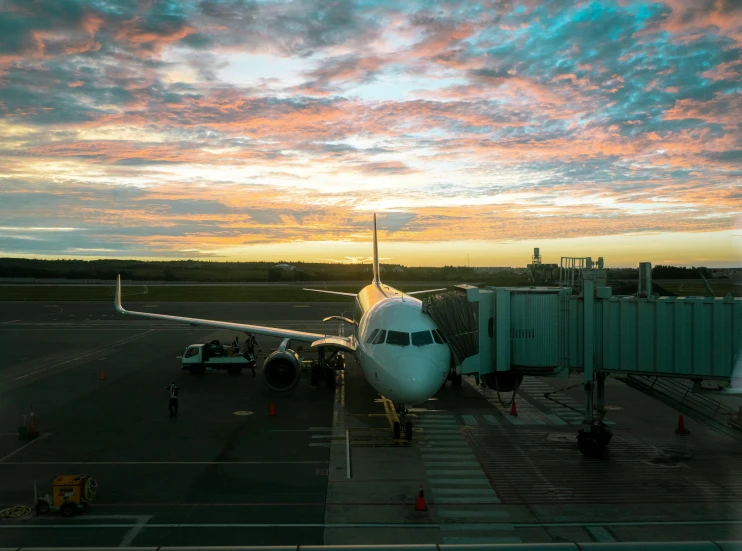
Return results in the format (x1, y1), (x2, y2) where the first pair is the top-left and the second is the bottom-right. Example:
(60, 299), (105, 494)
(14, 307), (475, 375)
(99, 367), (107, 381)
(269, 402), (276, 417)
(27, 405), (39, 439)
(510, 399), (518, 417)
(675, 414), (690, 435)
(414, 485), (428, 512)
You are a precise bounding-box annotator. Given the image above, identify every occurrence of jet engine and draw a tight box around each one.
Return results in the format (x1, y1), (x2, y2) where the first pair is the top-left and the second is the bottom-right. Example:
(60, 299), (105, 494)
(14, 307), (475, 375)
(263, 348), (301, 391)
(481, 370), (523, 393)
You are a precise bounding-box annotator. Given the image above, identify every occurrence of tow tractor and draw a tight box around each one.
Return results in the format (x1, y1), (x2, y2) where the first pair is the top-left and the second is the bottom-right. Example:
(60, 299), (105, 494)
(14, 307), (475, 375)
(182, 340), (258, 376)
(35, 475), (98, 517)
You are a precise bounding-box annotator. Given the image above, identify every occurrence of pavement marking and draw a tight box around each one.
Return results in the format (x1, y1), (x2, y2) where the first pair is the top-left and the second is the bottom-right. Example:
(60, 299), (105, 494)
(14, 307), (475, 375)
(5, 520), (742, 530)
(87, 515), (153, 547)
(587, 526), (616, 542)
(438, 510), (510, 519)
(439, 523), (514, 530)
(443, 537), (521, 544)
(426, 469), (482, 476)
(4, 329), (158, 384)
(548, 414), (568, 425)
(0, 460), (329, 465)
(461, 415), (478, 425)
(423, 461), (480, 467)
(432, 488), (497, 496)
(345, 429), (351, 480)
(433, 497), (502, 504)
(482, 414), (499, 425)
(0, 433), (51, 462)
(422, 454), (476, 459)
(309, 443), (331, 448)
(428, 478), (491, 485)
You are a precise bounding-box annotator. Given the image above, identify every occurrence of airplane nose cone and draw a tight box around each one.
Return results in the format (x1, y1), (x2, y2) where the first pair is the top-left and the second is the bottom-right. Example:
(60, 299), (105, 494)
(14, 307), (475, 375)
(393, 358), (450, 405)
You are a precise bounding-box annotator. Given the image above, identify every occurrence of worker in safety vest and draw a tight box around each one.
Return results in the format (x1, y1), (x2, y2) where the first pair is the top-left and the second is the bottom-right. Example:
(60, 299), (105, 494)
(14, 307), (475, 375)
(165, 382), (179, 418)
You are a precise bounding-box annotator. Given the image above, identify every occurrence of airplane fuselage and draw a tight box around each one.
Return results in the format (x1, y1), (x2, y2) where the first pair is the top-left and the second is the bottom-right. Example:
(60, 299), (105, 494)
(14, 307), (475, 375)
(351, 283), (451, 405)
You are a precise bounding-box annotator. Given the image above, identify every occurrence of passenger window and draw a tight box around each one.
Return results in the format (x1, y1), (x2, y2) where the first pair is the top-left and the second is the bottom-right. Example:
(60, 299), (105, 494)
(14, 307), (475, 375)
(366, 328), (379, 344)
(372, 330), (387, 344)
(411, 330), (433, 347)
(386, 331), (410, 346)
(433, 329), (447, 344)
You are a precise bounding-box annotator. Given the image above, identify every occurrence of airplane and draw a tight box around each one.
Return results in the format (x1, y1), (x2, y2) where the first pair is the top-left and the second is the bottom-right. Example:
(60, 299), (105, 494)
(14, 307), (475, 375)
(114, 214), (451, 440)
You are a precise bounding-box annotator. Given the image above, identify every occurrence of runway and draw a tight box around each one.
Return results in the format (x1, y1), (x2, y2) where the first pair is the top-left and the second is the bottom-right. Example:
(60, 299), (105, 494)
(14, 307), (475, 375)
(0, 301), (741, 546)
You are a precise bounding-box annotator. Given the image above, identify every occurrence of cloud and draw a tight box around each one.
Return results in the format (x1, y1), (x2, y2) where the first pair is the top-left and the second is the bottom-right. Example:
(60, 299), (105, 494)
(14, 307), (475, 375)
(0, 0), (739, 263)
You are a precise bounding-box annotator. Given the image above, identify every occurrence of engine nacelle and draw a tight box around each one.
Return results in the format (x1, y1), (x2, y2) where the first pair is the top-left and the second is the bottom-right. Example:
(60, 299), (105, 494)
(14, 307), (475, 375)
(481, 371), (523, 393)
(263, 349), (301, 391)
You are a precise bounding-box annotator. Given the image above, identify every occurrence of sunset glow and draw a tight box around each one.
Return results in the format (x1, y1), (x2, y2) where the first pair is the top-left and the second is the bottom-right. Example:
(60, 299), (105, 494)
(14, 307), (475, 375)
(1, 0), (740, 266)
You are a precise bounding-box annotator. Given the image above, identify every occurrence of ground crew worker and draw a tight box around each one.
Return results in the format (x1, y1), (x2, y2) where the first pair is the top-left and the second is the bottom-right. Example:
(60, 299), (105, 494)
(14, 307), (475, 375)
(165, 382), (179, 418)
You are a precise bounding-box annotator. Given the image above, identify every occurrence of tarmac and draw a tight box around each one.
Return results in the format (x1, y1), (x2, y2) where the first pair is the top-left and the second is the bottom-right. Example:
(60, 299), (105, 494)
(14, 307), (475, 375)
(0, 300), (741, 547)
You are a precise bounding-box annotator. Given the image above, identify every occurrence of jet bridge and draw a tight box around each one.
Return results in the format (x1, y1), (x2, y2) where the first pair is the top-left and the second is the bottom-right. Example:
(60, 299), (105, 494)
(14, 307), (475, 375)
(422, 263), (742, 455)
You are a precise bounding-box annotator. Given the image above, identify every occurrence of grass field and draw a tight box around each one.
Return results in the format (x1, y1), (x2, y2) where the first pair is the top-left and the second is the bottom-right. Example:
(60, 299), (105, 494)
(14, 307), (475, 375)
(0, 284), (451, 302)
(654, 280), (741, 297)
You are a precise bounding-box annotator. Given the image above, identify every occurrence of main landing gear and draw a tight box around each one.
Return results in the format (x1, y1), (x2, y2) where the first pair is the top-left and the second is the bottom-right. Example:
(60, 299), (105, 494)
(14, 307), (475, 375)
(394, 404), (413, 441)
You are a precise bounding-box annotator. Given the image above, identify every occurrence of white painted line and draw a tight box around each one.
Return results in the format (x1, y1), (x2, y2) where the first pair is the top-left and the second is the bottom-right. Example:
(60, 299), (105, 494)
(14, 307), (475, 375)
(443, 537), (521, 544)
(422, 454), (476, 460)
(440, 523), (513, 530)
(426, 469), (481, 476)
(428, 478), (490, 485)
(461, 415), (478, 425)
(8, 330), (157, 383)
(120, 516), (152, 547)
(311, 435), (332, 439)
(308, 443), (331, 448)
(0, 433), (51, 462)
(345, 429), (351, 480)
(432, 488), (496, 496)
(433, 497), (501, 504)
(548, 415), (568, 425)
(587, 526), (616, 542)
(0, 522), (441, 529)
(423, 461), (479, 467)
(438, 510), (510, 519)
(483, 414), (498, 425)
(421, 448), (473, 454)
(0, 460), (328, 465)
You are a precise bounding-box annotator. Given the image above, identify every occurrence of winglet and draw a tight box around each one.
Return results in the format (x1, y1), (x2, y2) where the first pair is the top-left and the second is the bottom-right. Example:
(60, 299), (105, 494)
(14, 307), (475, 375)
(372, 213), (381, 285)
(114, 274), (125, 314)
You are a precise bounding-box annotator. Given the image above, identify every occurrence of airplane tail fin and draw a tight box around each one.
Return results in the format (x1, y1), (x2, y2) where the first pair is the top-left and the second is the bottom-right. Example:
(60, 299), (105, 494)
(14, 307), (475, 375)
(372, 213), (381, 285)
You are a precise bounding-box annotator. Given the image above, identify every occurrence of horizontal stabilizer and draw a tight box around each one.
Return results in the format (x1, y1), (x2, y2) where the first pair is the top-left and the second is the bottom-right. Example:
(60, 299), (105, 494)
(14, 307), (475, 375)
(323, 315), (357, 325)
(303, 288), (357, 297)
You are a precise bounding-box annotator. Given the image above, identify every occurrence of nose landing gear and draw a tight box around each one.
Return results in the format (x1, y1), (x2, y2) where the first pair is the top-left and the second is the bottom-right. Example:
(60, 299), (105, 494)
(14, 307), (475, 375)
(395, 404), (413, 442)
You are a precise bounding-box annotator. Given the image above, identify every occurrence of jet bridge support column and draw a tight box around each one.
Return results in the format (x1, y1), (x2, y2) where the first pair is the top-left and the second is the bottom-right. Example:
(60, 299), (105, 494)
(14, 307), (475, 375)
(577, 279), (613, 456)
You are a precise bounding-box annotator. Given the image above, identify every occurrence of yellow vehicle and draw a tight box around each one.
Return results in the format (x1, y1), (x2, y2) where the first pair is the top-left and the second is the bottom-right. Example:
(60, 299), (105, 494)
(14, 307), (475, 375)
(35, 475), (98, 517)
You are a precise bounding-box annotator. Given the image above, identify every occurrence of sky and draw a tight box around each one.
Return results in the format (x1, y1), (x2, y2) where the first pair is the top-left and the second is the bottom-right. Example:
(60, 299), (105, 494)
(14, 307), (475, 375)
(0, 0), (740, 268)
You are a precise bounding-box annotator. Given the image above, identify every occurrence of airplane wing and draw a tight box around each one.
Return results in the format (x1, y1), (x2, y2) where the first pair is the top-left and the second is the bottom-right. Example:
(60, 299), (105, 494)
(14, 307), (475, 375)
(302, 288), (357, 297)
(406, 288), (447, 296)
(114, 275), (330, 343)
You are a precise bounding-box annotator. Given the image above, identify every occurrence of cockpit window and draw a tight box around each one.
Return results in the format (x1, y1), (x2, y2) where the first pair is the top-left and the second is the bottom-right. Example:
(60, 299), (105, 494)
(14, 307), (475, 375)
(366, 328), (379, 344)
(372, 329), (387, 344)
(432, 329), (446, 344)
(386, 331), (410, 346)
(411, 330), (433, 347)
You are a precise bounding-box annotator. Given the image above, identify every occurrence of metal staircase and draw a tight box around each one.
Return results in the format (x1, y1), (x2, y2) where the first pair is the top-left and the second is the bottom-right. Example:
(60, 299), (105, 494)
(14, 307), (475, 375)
(617, 374), (742, 443)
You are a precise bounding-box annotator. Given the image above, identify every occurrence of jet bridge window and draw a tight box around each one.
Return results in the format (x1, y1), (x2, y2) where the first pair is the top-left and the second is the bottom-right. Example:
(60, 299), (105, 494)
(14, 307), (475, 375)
(386, 331), (410, 346)
(411, 330), (433, 347)
(366, 328), (380, 344)
(371, 329), (387, 345)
